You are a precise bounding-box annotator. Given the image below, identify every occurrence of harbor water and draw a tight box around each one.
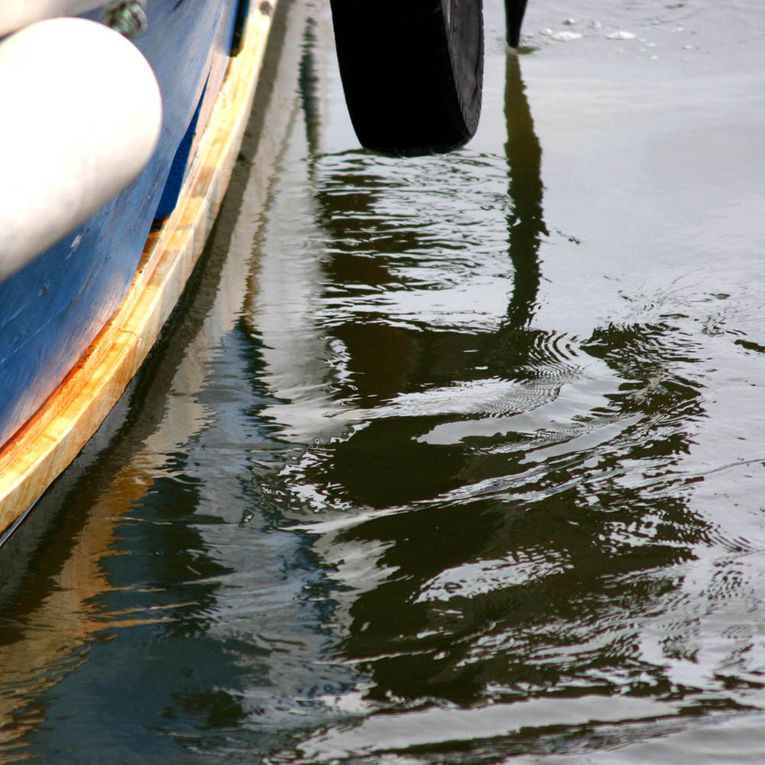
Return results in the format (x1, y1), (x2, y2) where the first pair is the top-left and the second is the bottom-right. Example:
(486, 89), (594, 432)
(2, 0), (765, 761)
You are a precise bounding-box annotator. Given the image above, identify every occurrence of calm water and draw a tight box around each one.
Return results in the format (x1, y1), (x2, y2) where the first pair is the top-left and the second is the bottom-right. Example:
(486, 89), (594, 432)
(2, 1), (765, 762)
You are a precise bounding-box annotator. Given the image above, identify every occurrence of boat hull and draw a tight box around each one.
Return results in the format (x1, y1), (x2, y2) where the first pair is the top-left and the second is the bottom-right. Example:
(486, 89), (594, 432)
(0, 0), (279, 541)
(0, 0), (238, 448)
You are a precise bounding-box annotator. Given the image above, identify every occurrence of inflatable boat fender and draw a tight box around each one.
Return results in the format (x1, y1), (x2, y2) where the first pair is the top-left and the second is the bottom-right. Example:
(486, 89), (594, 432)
(0, 17), (162, 281)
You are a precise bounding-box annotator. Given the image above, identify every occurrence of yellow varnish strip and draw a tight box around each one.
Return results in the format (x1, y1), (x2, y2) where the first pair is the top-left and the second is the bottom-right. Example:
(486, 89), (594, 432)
(0, 4), (278, 537)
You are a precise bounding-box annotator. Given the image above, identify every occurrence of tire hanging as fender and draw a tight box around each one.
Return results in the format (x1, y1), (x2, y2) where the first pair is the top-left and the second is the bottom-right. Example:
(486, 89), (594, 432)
(329, 0), (484, 156)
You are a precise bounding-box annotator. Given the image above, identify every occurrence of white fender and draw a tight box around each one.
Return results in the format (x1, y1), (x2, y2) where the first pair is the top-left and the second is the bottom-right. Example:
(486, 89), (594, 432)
(0, 18), (162, 281)
(0, 1), (105, 37)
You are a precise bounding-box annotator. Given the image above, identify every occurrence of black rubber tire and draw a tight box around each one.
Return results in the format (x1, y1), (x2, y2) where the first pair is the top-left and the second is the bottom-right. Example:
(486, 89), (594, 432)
(329, 0), (484, 156)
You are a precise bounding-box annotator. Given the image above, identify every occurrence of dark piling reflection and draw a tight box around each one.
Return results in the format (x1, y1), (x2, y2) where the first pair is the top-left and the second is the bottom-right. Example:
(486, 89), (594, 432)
(504, 52), (547, 329)
(299, 17), (321, 163)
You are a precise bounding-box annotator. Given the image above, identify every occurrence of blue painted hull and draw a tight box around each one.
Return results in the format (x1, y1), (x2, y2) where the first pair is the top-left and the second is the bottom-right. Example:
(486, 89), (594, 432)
(0, 0), (240, 448)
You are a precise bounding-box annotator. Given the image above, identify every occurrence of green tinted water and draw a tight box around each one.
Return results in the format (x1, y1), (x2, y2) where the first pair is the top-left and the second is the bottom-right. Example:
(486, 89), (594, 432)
(2, 1), (765, 762)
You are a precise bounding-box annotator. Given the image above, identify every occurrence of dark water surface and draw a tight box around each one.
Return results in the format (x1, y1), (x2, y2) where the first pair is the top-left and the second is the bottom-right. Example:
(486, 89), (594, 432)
(2, 1), (765, 762)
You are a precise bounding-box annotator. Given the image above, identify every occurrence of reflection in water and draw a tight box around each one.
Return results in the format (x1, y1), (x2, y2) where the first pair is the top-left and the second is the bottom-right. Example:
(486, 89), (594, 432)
(299, 55), (689, 713)
(0, 246), (249, 760)
(504, 53), (547, 329)
(250, 26), (765, 764)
